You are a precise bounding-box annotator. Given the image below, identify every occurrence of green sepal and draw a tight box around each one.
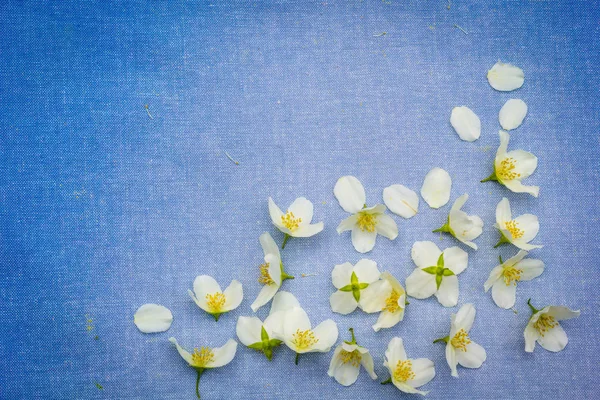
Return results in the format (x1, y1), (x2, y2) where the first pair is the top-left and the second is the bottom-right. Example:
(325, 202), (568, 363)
(381, 377), (392, 385)
(432, 221), (451, 234)
(340, 272), (368, 302)
(494, 231), (510, 248)
(437, 253), (445, 268)
(248, 342), (264, 350)
(433, 336), (449, 344)
(339, 284), (353, 292)
(261, 326), (269, 341)
(481, 169), (498, 183)
(211, 312), (223, 322)
(422, 266), (438, 275)
(527, 298), (540, 319)
(280, 262), (294, 281)
(435, 274), (443, 289)
(498, 255), (504, 264)
(442, 268), (455, 276)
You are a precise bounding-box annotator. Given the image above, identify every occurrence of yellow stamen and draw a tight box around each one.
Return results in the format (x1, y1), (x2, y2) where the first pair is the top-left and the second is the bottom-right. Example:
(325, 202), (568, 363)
(191, 346), (214, 368)
(258, 263), (274, 285)
(205, 292), (226, 312)
(502, 266), (522, 286)
(384, 290), (400, 313)
(281, 211), (302, 231)
(505, 220), (524, 239)
(497, 157), (522, 181)
(340, 349), (362, 367)
(533, 315), (558, 337)
(292, 329), (318, 350)
(451, 329), (471, 352)
(393, 360), (416, 382)
(356, 212), (377, 232)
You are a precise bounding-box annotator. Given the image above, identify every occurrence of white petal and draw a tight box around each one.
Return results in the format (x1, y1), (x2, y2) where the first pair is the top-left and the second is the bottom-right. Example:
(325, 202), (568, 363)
(269, 291), (300, 314)
(193, 275), (222, 299)
(411, 241), (442, 269)
(331, 262), (353, 288)
(546, 306), (581, 321)
(496, 130), (511, 161)
(450, 106), (481, 142)
(353, 258), (381, 283)
(385, 337), (407, 368)
(450, 210), (484, 243)
(351, 226), (377, 253)
(134, 304), (173, 333)
(263, 311), (285, 340)
(405, 269), (437, 299)
(435, 275), (459, 307)
(223, 280), (243, 311)
(361, 352), (378, 380)
(334, 176), (366, 214)
(484, 265), (503, 292)
(209, 339), (238, 368)
(360, 279), (393, 313)
(512, 213), (540, 243)
(394, 381), (429, 396)
(328, 346), (344, 376)
(251, 284), (279, 312)
(446, 344), (458, 378)
(505, 149), (538, 179)
(375, 213), (398, 240)
(537, 323), (569, 352)
(407, 358), (436, 388)
(268, 197), (285, 228)
(329, 290), (358, 315)
(259, 232), (280, 258)
(487, 61), (525, 91)
(169, 337), (193, 365)
(499, 99), (527, 130)
(455, 341), (486, 369)
(491, 279), (517, 309)
(265, 254), (282, 286)
(292, 222), (324, 237)
(312, 320), (339, 352)
(373, 310), (403, 332)
(443, 246), (469, 275)
(332, 361), (360, 386)
(495, 197), (512, 226)
(287, 197), (314, 223)
(454, 303), (476, 332)
(517, 258), (545, 281)
(235, 316), (263, 346)
(383, 184), (419, 218)
(283, 307), (311, 345)
(420, 167), (452, 209)
(524, 323), (539, 352)
(503, 179), (540, 197)
(337, 214), (358, 233)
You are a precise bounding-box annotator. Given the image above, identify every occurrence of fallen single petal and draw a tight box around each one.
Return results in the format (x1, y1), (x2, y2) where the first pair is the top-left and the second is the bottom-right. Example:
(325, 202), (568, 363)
(450, 106), (481, 142)
(421, 167), (452, 209)
(383, 184), (419, 218)
(499, 99), (528, 130)
(134, 304), (173, 333)
(487, 61), (525, 92)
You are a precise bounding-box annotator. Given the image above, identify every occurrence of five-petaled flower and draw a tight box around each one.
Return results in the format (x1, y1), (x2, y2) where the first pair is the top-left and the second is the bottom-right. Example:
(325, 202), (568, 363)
(524, 299), (580, 353)
(381, 337), (435, 395)
(334, 176), (398, 253)
(433, 194), (483, 250)
(360, 271), (407, 332)
(188, 275), (243, 321)
(484, 251), (545, 309)
(434, 303), (487, 378)
(329, 258), (382, 315)
(481, 131), (539, 197)
(328, 328), (377, 386)
(494, 197), (542, 250)
(406, 241), (468, 307)
(268, 197), (324, 248)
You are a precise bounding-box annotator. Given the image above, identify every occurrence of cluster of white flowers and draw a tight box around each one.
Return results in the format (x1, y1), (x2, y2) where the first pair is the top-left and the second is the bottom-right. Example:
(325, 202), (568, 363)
(132, 61), (580, 398)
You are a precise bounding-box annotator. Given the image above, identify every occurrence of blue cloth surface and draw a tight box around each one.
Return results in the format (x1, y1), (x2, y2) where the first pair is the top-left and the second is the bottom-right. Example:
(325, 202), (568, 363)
(1, 0), (599, 399)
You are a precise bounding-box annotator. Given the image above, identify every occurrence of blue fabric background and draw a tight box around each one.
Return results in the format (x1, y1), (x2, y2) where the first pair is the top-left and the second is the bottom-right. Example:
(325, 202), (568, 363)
(1, 0), (599, 399)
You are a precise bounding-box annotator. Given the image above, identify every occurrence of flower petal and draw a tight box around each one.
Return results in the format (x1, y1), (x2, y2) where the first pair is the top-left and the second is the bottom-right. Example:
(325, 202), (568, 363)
(268, 197), (285, 228)
(354, 258), (381, 283)
(443, 246), (469, 275)
(351, 226), (377, 253)
(394, 382), (428, 396)
(259, 232), (280, 258)
(495, 130), (510, 161)
(491, 279), (517, 309)
(517, 258), (545, 281)
(512, 213), (540, 243)
(169, 337), (193, 365)
(361, 351), (378, 380)
(453, 303), (476, 332)
(385, 337), (407, 368)
(329, 290), (358, 315)
(209, 339), (238, 368)
(134, 304), (173, 334)
(495, 197), (512, 226)
(411, 241), (442, 269)
(235, 316), (263, 346)
(337, 214), (358, 233)
(383, 184), (419, 218)
(283, 307), (312, 341)
(499, 99), (527, 130)
(375, 213), (399, 240)
(287, 197), (314, 223)
(450, 106), (481, 142)
(546, 306), (581, 321)
(330, 352), (360, 386)
(420, 167), (452, 209)
(455, 341), (487, 369)
(193, 275), (222, 299)
(331, 262), (354, 289)
(445, 343), (458, 378)
(293, 222), (324, 237)
(435, 275), (459, 307)
(251, 283), (279, 312)
(484, 265), (503, 292)
(503, 179), (540, 197)
(405, 269), (437, 299)
(537, 323), (569, 352)
(360, 279), (393, 313)
(269, 291), (300, 315)
(524, 323), (539, 353)
(407, 358), (436, 388)
(223, 280), (243, 311)
(312, 320), (339, 352)
(487, 61), (525, 91)
(373, 310), (403, 332)
(265, 254), (282, 286)
(506, 149), (538, 180)
(334, 176), (366, 214)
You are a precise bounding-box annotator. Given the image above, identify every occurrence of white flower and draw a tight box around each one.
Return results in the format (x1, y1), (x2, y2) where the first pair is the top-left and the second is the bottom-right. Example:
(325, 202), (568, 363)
(482, 131), (539, 197)
(487, 61), (525, 91)
(383, 184), (419, 218)
(484, 251), (544, 309)
(169, 336), (237, 398)
(328, 328), (377, 386)
(406, 241), (468, 307)
(250, 232), (294, 312)
(188, 275), (243, 321)
(420, 167), (452, 209)
(329, 259), (381, 315)
(435, 303), (486, 378)
(360, 272), (407, 332)
(382, 337), (435, 395)
(268, 197), (324, 248)
(499, 99), (527, 130)
(133, 304), (173, 333)
(433, 194), (483, 250)
(450, 106), (481, 142)
(494, 197), (542, 250)
(524, 300), (581, 353)
(334, 176), (398, 253)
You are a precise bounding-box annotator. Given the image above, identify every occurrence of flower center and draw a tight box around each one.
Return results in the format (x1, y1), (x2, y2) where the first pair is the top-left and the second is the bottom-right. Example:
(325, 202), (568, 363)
(451, 329), (472, 352)
(205, 292), (226, 312)
(340, 349), (362, 367)
(497, 157), (522, 181)
(505, 220), (524, 239)
(258, 263), (274, 285)
(533, 315), (558, 337)
(281, 211), (302, 231)
(292, 329), (318, 350)
(191, 346), (214, 368)
(502, 266), (522, 286)
(356, 212), (377, 232)
(384, 290), (400, 313)
(393, 360), (416, 382)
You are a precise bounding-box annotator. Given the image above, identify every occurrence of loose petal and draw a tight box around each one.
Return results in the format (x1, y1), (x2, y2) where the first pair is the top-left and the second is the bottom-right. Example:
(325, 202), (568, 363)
(134, 304), (173, 333)
(383, 184), (419, 218)
(421, 167), (452, 209)
(487, 61), (525, 91)
(450, 106), (481, 142)
(334, 176), (366, 214)
(499, 99), (528, 130)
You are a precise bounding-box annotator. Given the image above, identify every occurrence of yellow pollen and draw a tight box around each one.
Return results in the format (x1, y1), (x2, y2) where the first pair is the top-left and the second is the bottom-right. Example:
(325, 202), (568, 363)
(356, 212), (377, 232)
(205, 292), (226, 312)
(191, 346), (214, 368)
(505, 220), (524, 239)
(502, 266), (522, 286)
(258, 263), (274, 285)
(384, 290), (400, 313)
(533, 315), (558, 337)
(451, 329), (472, 352)
(292, 329), (318, 350)
(393, 360), (416, 382)
(281, 211), (302, 231)
(340, 349), (362, 367)
(497, 157), (522, 181)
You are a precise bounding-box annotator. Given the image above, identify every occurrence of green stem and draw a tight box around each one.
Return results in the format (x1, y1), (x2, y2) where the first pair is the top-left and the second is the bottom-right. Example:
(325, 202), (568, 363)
(295, 352), (300, 365)
(348, 328), (357, 345)
(381, 377), (392, 385)
(280, 262), (294, 281)
(494, 233), (509, 248)
(195, 369), (204, 399)
(432, 222), (450, 234)
(527, 298), (539, 314)
(433, 336), (449, 344)
(481, 171), (498, 183)
(281, 234), (290, 249)
(498, 255), (504, 264)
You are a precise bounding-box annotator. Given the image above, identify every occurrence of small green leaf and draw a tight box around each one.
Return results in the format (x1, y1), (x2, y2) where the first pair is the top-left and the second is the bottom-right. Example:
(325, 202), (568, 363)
(435, 274), (443, 289)
(437, 253), (445, 268)
(339, 284), (353, 292)
(442, 268), (455, 276)
(422, 266), (438, 274)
